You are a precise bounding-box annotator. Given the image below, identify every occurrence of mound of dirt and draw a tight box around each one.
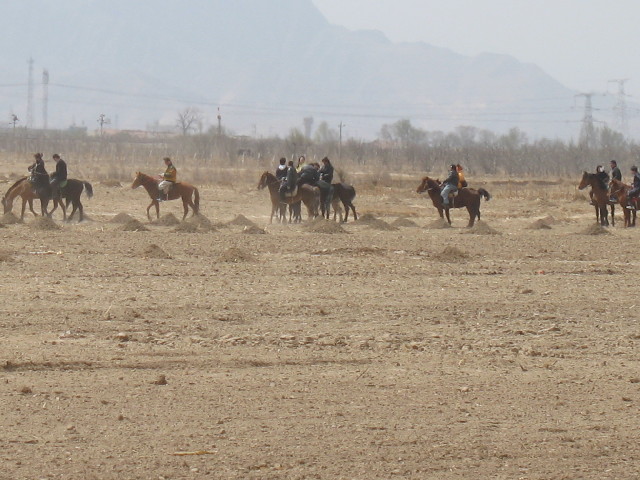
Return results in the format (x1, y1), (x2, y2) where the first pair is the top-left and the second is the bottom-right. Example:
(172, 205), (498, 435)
(219, 247), (255, 263)
(426, 218), (451, 229)
(528, 219), (552, 230)
(580, 224), (611, 235)
(0, 250), (13, 262)
(173, 222), (199, 233)
(540, 215), (559, 225)
(463, 221), (500, 235)
(141, 244), (171, 259)
(367, 219), (399, 231)
(110, 212), (135, 224)
(227, 214), (257, 228)
(242, 225), (266, 235)
(29, 216), (60, 231)
(184, 214), (215, 232)
(101, 179), (122, 188)
(436, 246), (469, 261)
(152, 213), (180, 226)
(120, 219), (149, 232)
(391, 217), (419, 228)
(304, 218), (348, 234)
(1, 212), (22, 224)
(355, 213), (378, 224)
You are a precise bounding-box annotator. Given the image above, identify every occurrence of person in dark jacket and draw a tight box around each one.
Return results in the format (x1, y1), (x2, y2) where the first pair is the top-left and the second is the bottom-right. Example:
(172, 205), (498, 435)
(49, 153), (68, 195)
(280, 160), (298, 200)
(319, 157), (334, 183)
(627, 166), (640, 209)
(298, 163), (320, 186)
(275, 157), (287, 181)
(440, 164), (459, 207)
(317, 157), (334, 215)
(610, 160), (622, 181)
(28, 153), (50, 195)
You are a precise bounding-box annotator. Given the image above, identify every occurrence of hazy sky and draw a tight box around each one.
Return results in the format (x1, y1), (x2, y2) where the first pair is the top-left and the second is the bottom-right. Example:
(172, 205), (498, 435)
(313, 0), (639, 99)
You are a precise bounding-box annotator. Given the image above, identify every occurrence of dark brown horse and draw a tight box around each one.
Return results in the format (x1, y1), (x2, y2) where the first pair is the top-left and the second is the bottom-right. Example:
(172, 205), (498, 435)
(329, 183), (358, 222)
(131, 172), (199, 221)
(3, 177), (67, 220)
(609, 178), (636, 227)
(257, 172), (319, 222)
(416, 176), (490, 227)
(578, 172), (615, 227)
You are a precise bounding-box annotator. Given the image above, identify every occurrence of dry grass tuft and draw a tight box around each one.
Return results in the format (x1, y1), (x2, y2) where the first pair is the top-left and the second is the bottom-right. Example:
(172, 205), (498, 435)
(426, 218), (451, 229)
(1, 212), (22, 224)
(391, 217), (420, 228)
(152, 213), (180, 226)
(110, 212), (135, 224)
(242, 225), (267, 235)
(219, 247), (256, 263)
(120, 219), (149, 232)
(462, 221), (500, 235)
(580, 224), (611, 235)
(29, 216), (60, 231)
(304, 218), (348, 234)
(528, 219), (552, 230)
(227, 214), (257, 228)
(141, 244), (171, 259)
(435, 246), (469, 261)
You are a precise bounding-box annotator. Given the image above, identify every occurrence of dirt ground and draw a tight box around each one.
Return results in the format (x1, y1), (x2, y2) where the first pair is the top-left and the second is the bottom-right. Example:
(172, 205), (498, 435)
(1, 176), (639, 480)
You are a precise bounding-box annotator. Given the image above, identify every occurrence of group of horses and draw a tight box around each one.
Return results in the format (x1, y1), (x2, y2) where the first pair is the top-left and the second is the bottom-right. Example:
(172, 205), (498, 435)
(2, 176), (93, 222)
(579, 171), (639, 228)
(257, 171), (358, 223)
(3, 166), (495, 228)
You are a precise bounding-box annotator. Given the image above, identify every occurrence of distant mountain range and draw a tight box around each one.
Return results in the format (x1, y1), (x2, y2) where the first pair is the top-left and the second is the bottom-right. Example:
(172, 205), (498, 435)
(0, 0), (623, 139)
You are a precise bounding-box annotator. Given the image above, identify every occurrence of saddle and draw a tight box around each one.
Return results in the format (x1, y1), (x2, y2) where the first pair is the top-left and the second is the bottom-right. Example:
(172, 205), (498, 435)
(282, 186), (298, 198)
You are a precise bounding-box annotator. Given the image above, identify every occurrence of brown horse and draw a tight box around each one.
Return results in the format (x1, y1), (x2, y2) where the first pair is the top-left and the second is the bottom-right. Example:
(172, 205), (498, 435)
(257, 172), (319, 222)
(609, 178), (636, 227)
(2, 177), (67, 220)
(578, 172), (615, 227)
(416, 176), (491, 227)
(131, 172), (199, 221)
(329, 183), (358, 222)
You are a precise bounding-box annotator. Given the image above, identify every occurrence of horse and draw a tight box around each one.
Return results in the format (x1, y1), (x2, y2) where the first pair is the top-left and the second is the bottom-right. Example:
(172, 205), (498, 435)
(578, 172), (615, 227)
(255, 172), (287, 224)
(2, 177), (65, 220)
(416, 176), (491, 227)
(609, 178), (636, 227)
(329, 183), (358, 222)
(131, 172), (199, 221)
(257, 172), (319, 222)
(3, 177), (93, 221)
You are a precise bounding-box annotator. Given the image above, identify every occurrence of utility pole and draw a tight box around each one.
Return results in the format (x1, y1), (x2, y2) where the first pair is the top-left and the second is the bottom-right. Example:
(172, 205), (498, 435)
(217, 107), (222, 136)
(10, 113), (19, 131)
(97, 113), (110, 136)
(575, 93), (597, 148)
(26, 58), (34, 129)
(608, 78), (630, 136)
(42, 69), (49, 130)
(338, 121), (345, 160)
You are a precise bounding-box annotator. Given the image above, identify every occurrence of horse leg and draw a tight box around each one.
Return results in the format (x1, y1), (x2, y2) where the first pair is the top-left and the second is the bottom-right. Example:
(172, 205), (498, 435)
(349, 202), (357, 222)
(21, 199), (28, 220)
(611, 204), (615, 227)
(182, 199), (189, 220)
(466, 206), (475, 227)
(444, 207), (451, 225)
(146, 201), (155, 221)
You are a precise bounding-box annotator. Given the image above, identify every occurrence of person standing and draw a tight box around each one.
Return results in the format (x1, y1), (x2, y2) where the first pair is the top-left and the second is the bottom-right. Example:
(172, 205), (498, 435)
(157, 157), (177, 201)
(440, 164), (459, 207)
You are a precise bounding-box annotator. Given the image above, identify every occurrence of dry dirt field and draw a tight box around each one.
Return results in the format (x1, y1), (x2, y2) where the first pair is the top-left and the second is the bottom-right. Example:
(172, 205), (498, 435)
(1, 176), (639, 480)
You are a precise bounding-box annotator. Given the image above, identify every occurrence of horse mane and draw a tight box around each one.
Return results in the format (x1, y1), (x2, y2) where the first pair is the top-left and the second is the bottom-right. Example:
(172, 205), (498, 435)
(424, 176), (440, 189)
(3, 177), (27, 199)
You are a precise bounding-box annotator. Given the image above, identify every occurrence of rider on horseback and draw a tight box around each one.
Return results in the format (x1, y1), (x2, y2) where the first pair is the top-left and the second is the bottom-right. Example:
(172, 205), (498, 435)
(627, 166), (640, 210)
(275, 157), (288, 181)
(157, 157), (176, 202)
(49, 154), (68, 197)
(279, 160), (297, 200)
(456, 164), (468, 189)
(610, 160), (622, 202)
(28, 153), (50, 197)
(441, 164), (459, 207)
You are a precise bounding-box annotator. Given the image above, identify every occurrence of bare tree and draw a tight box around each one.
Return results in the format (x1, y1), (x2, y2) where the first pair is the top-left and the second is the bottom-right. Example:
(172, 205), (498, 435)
(176, 107), (202, 136)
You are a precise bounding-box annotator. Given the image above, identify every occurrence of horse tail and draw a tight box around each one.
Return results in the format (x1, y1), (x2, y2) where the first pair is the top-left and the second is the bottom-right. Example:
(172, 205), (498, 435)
(194, 187), (200, 213)
(478, 188), (491, 201)
(83, 181), (94, 198)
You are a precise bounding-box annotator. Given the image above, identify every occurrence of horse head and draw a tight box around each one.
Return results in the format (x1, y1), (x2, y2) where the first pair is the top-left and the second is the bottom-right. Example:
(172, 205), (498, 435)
(1, 195), (8, 213)
(416, 176), (440, 194)
(131, 172), (143, 189)
(257, 171), (269, 190)
(578, 171), (590, 190)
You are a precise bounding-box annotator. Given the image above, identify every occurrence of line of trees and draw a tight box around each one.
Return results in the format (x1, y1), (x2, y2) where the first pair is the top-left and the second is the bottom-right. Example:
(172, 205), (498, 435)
(1, 118), (639, 179)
